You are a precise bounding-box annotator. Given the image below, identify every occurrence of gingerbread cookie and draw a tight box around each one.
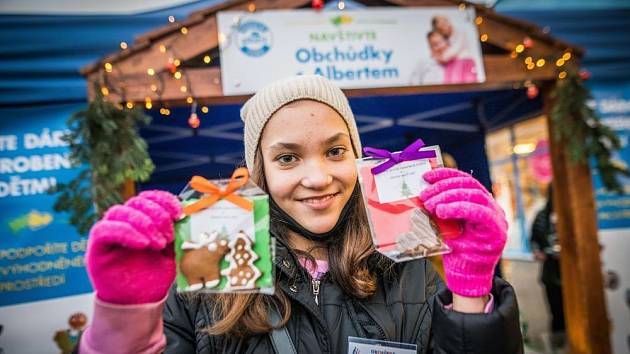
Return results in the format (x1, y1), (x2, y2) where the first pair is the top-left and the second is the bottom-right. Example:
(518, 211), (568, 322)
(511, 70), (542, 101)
(397, 209), (444, 257)
(180, 231), (230, 291)
(221, 230), (262, 290)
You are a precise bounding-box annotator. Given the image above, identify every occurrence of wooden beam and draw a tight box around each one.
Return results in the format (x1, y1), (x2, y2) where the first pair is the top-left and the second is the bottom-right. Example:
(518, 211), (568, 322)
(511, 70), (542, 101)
(87, 53), (560, 103)
(88, 67), (223, 102)
(478, 18), (556, 57)
(120, 180), (136, 201)
(108, 18), (219, 77)
(484, 55), (559, 82)
(543, 84), (612, 354)
(345, 81), (513, 97)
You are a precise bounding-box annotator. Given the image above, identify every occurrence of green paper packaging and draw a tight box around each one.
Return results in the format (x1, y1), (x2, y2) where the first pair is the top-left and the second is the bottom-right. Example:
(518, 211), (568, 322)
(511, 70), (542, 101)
(174, 177), (274, 294)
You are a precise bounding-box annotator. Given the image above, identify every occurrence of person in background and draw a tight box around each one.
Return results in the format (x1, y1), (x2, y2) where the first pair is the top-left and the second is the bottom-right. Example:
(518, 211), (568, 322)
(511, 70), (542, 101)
(530, 185), (566, 351)
(442, 152), (458, 170)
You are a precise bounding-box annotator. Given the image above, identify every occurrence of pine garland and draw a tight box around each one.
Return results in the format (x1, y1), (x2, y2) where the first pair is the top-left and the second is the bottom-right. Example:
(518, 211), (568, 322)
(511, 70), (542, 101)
(49, 84), (155, 234)
(551, 71), (630, 193)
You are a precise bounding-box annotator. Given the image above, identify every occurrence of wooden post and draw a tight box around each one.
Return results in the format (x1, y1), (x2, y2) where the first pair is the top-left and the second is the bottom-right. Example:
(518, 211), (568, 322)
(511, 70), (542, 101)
(543, 83), (611, 354)
(120, 179), (136, 201)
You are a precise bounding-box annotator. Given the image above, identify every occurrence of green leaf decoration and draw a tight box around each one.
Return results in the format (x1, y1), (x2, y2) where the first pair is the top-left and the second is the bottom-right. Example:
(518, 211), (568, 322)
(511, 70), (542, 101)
(49, 82), (155, 235)
(550, 71), (630, 194)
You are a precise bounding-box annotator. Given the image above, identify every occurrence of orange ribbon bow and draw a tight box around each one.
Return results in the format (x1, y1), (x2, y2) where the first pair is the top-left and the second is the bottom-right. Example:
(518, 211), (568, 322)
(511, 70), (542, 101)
(183, 167), (253, 216)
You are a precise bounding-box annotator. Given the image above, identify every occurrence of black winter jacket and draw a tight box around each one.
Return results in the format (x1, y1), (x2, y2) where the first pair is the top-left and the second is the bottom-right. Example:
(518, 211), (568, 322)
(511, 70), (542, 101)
(162, 241), (523, 353)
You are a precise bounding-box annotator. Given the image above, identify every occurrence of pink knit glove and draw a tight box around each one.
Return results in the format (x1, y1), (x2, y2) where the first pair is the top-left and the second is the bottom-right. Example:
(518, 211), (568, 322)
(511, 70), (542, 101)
(420, 168), (507, 297)
(86, 191), (182, 305)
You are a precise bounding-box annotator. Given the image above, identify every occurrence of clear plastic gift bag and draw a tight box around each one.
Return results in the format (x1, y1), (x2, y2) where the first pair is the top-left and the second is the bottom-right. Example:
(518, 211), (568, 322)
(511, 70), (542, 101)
(356, 140), (461, 262)
(174, 167), (274, 294)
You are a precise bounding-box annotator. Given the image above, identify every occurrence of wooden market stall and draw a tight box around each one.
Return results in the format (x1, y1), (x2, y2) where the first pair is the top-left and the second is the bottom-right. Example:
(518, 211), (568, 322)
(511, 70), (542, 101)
(81, 1), (611, 353)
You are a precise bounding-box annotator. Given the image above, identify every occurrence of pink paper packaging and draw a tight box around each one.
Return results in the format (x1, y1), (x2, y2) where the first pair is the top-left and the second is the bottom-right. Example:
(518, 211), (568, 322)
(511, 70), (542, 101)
(357, 140), (460, 262)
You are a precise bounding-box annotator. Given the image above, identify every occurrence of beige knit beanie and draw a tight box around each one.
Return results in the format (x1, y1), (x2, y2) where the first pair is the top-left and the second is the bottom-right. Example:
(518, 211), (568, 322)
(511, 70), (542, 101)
(240, 75), (362, 173)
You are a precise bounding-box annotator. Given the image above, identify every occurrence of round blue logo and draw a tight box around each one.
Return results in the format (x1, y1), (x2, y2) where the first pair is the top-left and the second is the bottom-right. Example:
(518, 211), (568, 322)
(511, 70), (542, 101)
(236, 21), (273, 57)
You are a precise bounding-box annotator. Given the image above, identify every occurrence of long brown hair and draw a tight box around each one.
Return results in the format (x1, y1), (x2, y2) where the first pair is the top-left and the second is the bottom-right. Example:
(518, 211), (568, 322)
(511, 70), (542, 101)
(204, 149), (379, 337)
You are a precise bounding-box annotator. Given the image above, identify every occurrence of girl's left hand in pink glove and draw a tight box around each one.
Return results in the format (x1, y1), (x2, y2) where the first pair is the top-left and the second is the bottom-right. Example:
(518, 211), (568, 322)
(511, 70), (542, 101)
(420, 168), (508, 298)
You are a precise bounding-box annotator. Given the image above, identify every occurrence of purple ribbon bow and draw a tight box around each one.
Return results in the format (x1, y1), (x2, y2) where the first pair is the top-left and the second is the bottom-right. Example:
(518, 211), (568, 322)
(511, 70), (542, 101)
(363, 139), (436, 174)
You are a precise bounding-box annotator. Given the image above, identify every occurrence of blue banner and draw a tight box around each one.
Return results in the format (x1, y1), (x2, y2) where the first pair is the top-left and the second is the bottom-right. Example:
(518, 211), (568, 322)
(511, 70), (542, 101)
(0, 103), (93, 307)
(591, 83), (630, 230)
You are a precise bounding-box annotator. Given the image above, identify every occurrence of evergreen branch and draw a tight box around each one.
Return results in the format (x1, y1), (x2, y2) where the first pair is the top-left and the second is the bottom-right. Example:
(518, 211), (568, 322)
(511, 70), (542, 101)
(551, 71), (629, 193)
(49, 82), (155, 235)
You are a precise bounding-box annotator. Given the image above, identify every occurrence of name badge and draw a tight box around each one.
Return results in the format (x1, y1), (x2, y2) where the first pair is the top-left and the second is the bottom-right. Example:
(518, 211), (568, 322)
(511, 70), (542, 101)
(348, 337), (417, 354)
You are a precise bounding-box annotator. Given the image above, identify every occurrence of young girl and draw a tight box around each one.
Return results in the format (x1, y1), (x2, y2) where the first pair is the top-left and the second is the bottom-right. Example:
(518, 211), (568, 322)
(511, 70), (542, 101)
(79, 75), (522, 353)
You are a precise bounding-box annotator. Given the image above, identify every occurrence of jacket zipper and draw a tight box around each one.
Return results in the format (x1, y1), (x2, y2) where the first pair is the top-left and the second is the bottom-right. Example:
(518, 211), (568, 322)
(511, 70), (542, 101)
(311, 278), (321, 305)
(355, 300), (388, 341)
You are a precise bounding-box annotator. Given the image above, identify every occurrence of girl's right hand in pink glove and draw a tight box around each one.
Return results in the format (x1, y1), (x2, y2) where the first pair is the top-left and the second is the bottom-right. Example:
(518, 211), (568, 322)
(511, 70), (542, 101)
(86, 190), (182, 305)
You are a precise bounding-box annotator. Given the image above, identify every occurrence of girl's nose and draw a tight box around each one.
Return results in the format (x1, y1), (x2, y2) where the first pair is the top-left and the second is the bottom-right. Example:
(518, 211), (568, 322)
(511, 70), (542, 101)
(301, 160), (333, 189)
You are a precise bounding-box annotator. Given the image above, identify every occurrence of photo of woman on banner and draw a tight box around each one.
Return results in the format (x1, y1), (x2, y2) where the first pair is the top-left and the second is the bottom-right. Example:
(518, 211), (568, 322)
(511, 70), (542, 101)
(77, 75), (522, 353)
(410, 15), (479, 85)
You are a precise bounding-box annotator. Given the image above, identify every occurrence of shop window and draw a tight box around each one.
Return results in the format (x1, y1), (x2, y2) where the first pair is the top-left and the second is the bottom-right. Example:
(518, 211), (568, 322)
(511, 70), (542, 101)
(486, 116), (551, 259)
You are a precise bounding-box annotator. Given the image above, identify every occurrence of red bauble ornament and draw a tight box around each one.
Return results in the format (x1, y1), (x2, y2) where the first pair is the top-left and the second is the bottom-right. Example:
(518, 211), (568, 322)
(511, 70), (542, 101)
(579, 69), (591, 81)
(312, 0), (324, 9)
(523, 36), (533, 49)
(188, 113), (200, 129)
(527, 85), (539, 99)
(166, 58), (177, 74)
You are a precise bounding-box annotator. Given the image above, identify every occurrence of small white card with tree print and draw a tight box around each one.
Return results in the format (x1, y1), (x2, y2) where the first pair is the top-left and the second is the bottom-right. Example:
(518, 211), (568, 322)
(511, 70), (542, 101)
(373, 159), (433, 204)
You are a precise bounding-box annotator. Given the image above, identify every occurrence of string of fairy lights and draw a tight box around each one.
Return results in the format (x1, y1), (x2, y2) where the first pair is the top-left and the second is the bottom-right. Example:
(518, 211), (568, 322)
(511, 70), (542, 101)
(474, 10), (586, 99)
(96, 1), (587, 129)
(99, 14), (215, 129)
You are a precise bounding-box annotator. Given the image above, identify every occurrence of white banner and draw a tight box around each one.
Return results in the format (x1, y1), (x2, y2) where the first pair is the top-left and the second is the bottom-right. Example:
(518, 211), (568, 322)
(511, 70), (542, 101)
(600, 229), (630, 354)
(591, 84), (630, 354)
(217, 7), (485, 95)
(0, 292), (94, 353)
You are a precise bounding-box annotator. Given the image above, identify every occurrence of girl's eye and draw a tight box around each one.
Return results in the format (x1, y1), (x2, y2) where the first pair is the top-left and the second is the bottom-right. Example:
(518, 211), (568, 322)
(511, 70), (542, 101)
(277, 154), (297, 165)
(328, 147), (347, 158)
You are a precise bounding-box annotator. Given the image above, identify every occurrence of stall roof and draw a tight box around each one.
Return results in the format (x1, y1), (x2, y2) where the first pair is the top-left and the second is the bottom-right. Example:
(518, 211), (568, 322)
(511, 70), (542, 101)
(79, 0), (581, 105)
(7, 0), (626, 109)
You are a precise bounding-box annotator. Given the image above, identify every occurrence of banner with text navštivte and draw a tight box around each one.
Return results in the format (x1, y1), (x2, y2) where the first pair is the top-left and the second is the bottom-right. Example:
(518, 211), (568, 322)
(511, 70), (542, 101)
(217, 7), (485, 95)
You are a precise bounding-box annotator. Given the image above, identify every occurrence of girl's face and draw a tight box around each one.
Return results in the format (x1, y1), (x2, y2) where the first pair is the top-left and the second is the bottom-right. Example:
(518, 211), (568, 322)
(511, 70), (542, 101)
(428, 32), (448, 57)
(259, 100), (357, 234)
